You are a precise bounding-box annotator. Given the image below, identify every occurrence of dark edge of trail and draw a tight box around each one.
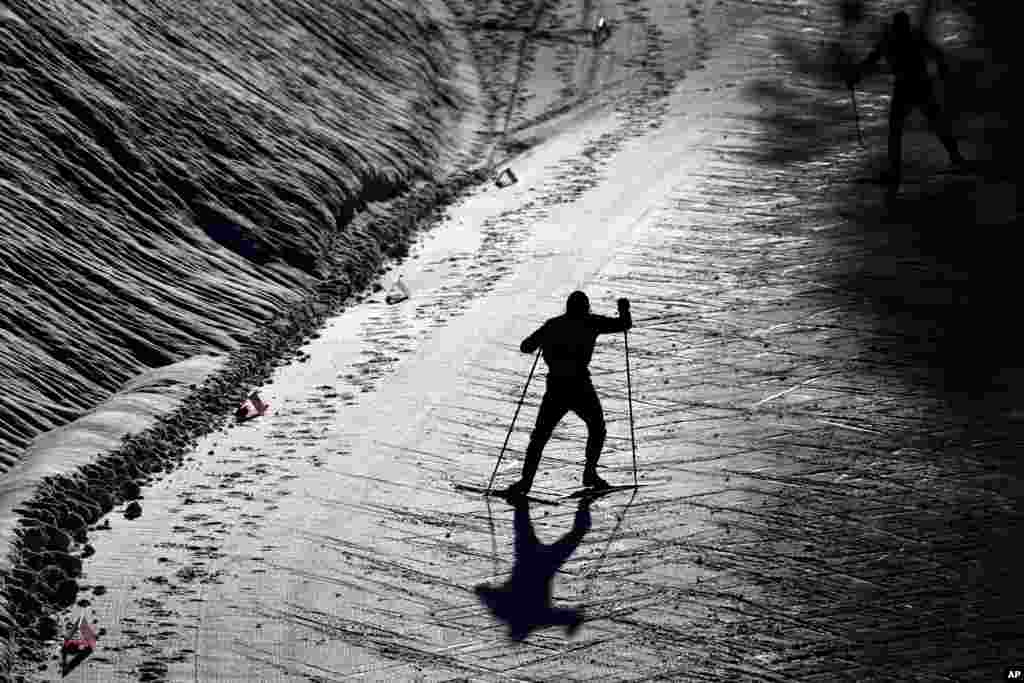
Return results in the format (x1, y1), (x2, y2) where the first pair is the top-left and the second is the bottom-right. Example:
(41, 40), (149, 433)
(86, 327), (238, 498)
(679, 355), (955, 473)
(0, 166), (489, 681)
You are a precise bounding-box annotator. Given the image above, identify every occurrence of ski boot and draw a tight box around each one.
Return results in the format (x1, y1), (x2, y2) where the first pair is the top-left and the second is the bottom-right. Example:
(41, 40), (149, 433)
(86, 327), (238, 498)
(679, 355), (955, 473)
(582, 470), (611, 491)
(505, 479), (532, 499)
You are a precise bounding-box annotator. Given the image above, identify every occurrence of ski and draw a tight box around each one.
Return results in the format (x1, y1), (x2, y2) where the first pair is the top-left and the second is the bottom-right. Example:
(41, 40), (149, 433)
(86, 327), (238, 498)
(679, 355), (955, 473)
(566, 484), (653, 500)
(452, 483), (561, 506)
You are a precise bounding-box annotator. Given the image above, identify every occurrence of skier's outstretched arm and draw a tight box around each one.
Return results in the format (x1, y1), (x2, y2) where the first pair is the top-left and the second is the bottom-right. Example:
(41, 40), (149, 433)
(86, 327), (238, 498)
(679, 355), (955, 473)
(924, 38), (950, 80)
(863, 44), (883, 70)
(592, 298), (633, 334)
(848, 39), (884, 88)
(520, 322), (547, 354)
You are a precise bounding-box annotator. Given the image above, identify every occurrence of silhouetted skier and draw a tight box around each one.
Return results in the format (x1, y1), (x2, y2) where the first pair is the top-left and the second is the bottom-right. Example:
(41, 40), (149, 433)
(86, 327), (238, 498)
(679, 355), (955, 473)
(846, 10), (965, 187)
(475, 497), (591, 640)
(507, 291), (632, 497)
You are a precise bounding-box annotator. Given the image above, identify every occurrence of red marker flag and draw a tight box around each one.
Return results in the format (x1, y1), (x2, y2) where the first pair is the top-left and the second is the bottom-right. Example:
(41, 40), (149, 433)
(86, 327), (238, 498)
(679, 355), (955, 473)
(235, 391), (269, 421)
(62, 615), (96, 652)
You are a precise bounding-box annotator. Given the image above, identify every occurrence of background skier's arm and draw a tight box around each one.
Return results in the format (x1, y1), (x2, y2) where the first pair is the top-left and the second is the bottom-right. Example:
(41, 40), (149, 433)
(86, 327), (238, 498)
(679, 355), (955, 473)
(924, 38), (950, 80)
(520, 323), (546, 354)
(848, 37), (885, 87)
(862, 44), (883, 70)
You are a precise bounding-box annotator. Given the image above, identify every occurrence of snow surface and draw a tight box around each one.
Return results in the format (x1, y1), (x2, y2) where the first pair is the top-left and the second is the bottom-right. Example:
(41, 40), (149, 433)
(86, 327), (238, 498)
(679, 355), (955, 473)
(16, 0), (1022, 680)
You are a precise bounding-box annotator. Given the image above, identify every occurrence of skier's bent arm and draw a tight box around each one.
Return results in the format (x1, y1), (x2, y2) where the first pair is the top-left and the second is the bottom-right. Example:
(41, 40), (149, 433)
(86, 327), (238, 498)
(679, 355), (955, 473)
(850, 38), (885, 87)
(520, 323), (546, 354)
(925, 39), (950, 80)
(592, 301), (633, 334)
(863, 44), (884, 70)
(592, 314), (632, 334)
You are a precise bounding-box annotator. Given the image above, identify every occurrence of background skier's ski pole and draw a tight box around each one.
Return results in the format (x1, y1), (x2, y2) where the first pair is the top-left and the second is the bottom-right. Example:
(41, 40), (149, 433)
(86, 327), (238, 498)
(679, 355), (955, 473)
(487, 349), (541, 493)
(849, 84), (865, 147)
(624, 330), (638, 486)
(835, 42), (865, 149)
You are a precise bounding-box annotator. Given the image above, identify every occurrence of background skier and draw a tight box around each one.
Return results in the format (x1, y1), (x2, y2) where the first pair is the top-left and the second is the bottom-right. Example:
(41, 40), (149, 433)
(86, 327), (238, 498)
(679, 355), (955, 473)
(845, 10), (965, 187)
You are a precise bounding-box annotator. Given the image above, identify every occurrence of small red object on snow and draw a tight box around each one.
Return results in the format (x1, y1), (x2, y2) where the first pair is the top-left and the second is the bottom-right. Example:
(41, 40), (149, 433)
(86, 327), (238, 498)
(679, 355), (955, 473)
(62, 615), (97, 652)
(79, 621), (98, 648)
(61, 614), (98, 675)
(235, 391), (269, 421)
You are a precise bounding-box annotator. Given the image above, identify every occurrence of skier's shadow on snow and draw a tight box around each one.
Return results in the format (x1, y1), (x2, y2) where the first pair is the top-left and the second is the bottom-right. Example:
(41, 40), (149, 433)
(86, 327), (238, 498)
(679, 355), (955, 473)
(475, 498), (591, 641)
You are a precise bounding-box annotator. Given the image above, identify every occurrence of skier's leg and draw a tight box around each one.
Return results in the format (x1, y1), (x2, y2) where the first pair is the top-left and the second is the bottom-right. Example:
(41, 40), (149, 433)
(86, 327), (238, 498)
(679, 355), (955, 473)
(922, 87), (964, 164)
(512, 387), (569, 493)
(573, 383), (608, 487)
(887, 87), (910, 185)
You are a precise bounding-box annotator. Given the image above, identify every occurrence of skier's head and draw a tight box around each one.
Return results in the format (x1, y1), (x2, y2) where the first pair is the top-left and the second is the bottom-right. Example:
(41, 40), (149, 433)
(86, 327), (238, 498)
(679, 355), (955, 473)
(892, 10), (911, 36)
(566, 291), (590, 317)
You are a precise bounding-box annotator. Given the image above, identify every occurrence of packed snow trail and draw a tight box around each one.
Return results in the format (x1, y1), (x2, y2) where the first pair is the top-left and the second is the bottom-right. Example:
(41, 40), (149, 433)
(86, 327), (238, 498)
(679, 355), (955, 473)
(41, 5), (751, 679)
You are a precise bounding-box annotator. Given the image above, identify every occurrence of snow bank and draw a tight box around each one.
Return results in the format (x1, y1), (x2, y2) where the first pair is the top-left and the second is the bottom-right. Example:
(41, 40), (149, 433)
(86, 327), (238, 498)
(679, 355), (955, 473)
(0, 355), (222, 674)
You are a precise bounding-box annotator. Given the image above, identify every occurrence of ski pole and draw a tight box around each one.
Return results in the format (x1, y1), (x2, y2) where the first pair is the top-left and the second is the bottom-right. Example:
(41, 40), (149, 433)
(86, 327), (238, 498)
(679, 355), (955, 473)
(624, 329), (638, 486)
(849, 84), (865, 148)
(487, 349), (541, 493)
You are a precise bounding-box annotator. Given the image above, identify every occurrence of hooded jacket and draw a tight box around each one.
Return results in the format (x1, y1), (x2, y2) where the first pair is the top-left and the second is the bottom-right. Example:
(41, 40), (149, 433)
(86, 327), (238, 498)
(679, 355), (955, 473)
(520, 309), (632, 381)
